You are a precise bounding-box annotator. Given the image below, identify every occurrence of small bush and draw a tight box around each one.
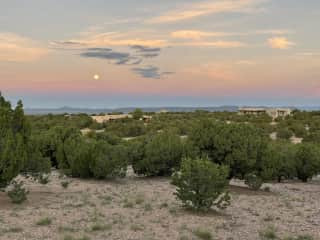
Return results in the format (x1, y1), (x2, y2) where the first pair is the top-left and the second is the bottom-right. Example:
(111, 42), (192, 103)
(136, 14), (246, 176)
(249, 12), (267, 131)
(259, 226), (278, 240)
(130, 224), (144, 232)
(7, 180), (29, 204)
(36, 217), (52, 226)
(172, 157), (230, 212)
(38, 174), (50, 184)
(123, 198), (134, 208)
(262, 186), (271, 192)
(61, 181), (70, 189)
(4, 227), (23, 233)
(135, 194), (145, 205)
(294, 144), (320, 182)
(144, 203), (152, 211)
(64, 236), (90, 240)
(277, 128), (293, 140)
(193, 228), (213, 240)
(283, 236), (314, 240)
(90, 223), (112, 232)
(244, 173), (263, 190)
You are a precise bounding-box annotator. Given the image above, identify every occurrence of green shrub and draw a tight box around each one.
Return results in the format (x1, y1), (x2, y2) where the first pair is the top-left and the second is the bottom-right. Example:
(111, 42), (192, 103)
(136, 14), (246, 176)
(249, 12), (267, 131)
(131, 108), (144, 120)
(38, 174), (50, 184)
(132, 131), (183, 176)
(36, 217), (52, 226)
(0, 96), (30, 189)
(193, 228), (213, 240)
(188, 121), (266, 179)
(244, 172), (263, 190)
(259, 141), (297, 182)
(294, 143), (320, 182)
(61, 137), (128, 179)
(61, 181), (70, 189)
(90, 141), (128, 179)
(171, 157), (230, 212)
(284, 235), (314, 240)
(277, 128), (293, 140)
(90, 223), (112, 232)
(7, 180), (29, 204)
(23, 135), (51, 176)
(259, 226), (278, 239)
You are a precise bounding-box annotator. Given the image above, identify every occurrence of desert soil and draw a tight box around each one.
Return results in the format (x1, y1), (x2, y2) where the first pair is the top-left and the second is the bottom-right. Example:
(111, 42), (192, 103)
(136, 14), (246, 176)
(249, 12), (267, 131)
(0, 170), (319, 240)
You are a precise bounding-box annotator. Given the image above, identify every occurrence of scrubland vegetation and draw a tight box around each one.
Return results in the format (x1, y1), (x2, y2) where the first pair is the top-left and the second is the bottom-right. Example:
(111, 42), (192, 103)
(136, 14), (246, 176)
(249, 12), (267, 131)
(1, 93), (320, 239)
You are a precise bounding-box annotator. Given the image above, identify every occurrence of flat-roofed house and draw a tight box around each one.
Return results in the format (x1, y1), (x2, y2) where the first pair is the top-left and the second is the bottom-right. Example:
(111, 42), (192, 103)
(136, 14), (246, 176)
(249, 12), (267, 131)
(239, 107), (292, 119)
(91, 114), (132, 123)
(91, 114), (153, 123)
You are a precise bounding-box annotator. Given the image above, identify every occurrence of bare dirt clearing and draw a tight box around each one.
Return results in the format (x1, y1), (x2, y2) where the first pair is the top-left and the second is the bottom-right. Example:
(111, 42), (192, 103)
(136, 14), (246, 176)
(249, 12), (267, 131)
(0, 172), (319, 240)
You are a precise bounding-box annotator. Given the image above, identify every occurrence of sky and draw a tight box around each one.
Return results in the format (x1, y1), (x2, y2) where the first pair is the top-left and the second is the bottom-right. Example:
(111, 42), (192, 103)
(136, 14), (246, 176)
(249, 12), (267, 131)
(1, 0), (320, 108)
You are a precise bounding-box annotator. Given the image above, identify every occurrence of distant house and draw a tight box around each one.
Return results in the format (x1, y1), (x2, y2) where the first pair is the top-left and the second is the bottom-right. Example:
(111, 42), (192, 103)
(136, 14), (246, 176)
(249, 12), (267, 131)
(91, 114), (132, 123)
(91, 114), (152, 123)
(239, 107), (292, 119)
(141, 115), (153, 122)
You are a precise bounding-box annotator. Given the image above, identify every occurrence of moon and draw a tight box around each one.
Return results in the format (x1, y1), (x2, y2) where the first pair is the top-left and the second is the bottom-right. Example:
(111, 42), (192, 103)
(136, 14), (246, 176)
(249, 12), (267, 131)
(93, 74), (100, 80)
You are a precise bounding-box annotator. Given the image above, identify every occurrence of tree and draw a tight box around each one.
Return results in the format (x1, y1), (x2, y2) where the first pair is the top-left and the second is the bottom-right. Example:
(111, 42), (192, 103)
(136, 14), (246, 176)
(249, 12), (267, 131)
(64, 137), (95, 178)
(171, 157), (230, 212)
(132, 131), (183, 176)
(277, 127), (293, 140)
(257, 141), (297, 182)
(189, 120), (267, 179)
(61, 137), (128, 179)
(132, 108), (143, 120)
(0, 130), (20, 188)
(23, 137), (51, 175)
(0, 94), (29, 188)
(304, 130), (320, 143)
(90, 141), (128, 179)
(294, 143), (320, 182)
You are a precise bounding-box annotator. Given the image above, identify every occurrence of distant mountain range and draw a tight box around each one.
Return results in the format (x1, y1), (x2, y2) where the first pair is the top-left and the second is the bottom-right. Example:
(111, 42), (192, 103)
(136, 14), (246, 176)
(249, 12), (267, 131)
(24, 106), (239, 115)
(23, 105), (320, 115)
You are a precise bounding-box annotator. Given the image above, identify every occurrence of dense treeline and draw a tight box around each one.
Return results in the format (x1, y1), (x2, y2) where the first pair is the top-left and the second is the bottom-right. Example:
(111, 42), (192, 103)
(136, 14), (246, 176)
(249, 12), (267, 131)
(0, 93), (50, 188)
(1, 94), (320, 195)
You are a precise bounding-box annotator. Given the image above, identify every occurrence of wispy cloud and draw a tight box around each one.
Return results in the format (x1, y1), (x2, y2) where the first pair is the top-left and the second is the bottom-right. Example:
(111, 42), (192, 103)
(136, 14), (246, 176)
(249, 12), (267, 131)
(80, 48), (141, 65)
(130, 45), (161, 58)
(51, 32), (167, 49)
(171, 28), (293, 40)
(52, 32), (172, 78)
(268, 37), (295, 49)
(0, 33), (48, 62)
(148, 0), (267, 24)
(171, 30), (239, 40)
(180, 41), (246, 48)
(296, 52), (320, 57)
(132, 66), (174, 79)
(236, 60), (257, 65)
(256, 29), (294, 35)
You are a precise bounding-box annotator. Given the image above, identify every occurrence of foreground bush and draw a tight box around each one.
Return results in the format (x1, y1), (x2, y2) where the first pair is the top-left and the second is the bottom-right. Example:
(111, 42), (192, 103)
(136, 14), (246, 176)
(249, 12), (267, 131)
(294, 144), (320, 182)
(7, 180), (29, 204)
(244, 172), (263, 190)
(132, 131), (183, 176)
(258, 141), (297, 182)
(171, 157), (230, 212)
(90, 141), (128, 179)
(61, 137), (128, 179)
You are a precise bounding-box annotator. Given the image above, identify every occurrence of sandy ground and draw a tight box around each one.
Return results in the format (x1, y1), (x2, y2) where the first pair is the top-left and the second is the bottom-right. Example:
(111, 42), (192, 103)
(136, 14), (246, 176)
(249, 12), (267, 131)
(0, 170), (319, 240)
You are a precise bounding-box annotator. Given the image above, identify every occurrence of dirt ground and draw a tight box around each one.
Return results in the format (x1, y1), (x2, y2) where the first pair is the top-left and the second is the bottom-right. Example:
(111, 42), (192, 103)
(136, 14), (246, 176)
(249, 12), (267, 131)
(0, 170), (319, 240)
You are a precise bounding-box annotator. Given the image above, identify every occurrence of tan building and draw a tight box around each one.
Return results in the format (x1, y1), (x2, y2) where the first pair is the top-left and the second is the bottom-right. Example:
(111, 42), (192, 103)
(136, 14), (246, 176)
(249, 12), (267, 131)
(91, 114), (152, 123)
(239, 107), (292, 119)
(91, 114), (132, 123)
